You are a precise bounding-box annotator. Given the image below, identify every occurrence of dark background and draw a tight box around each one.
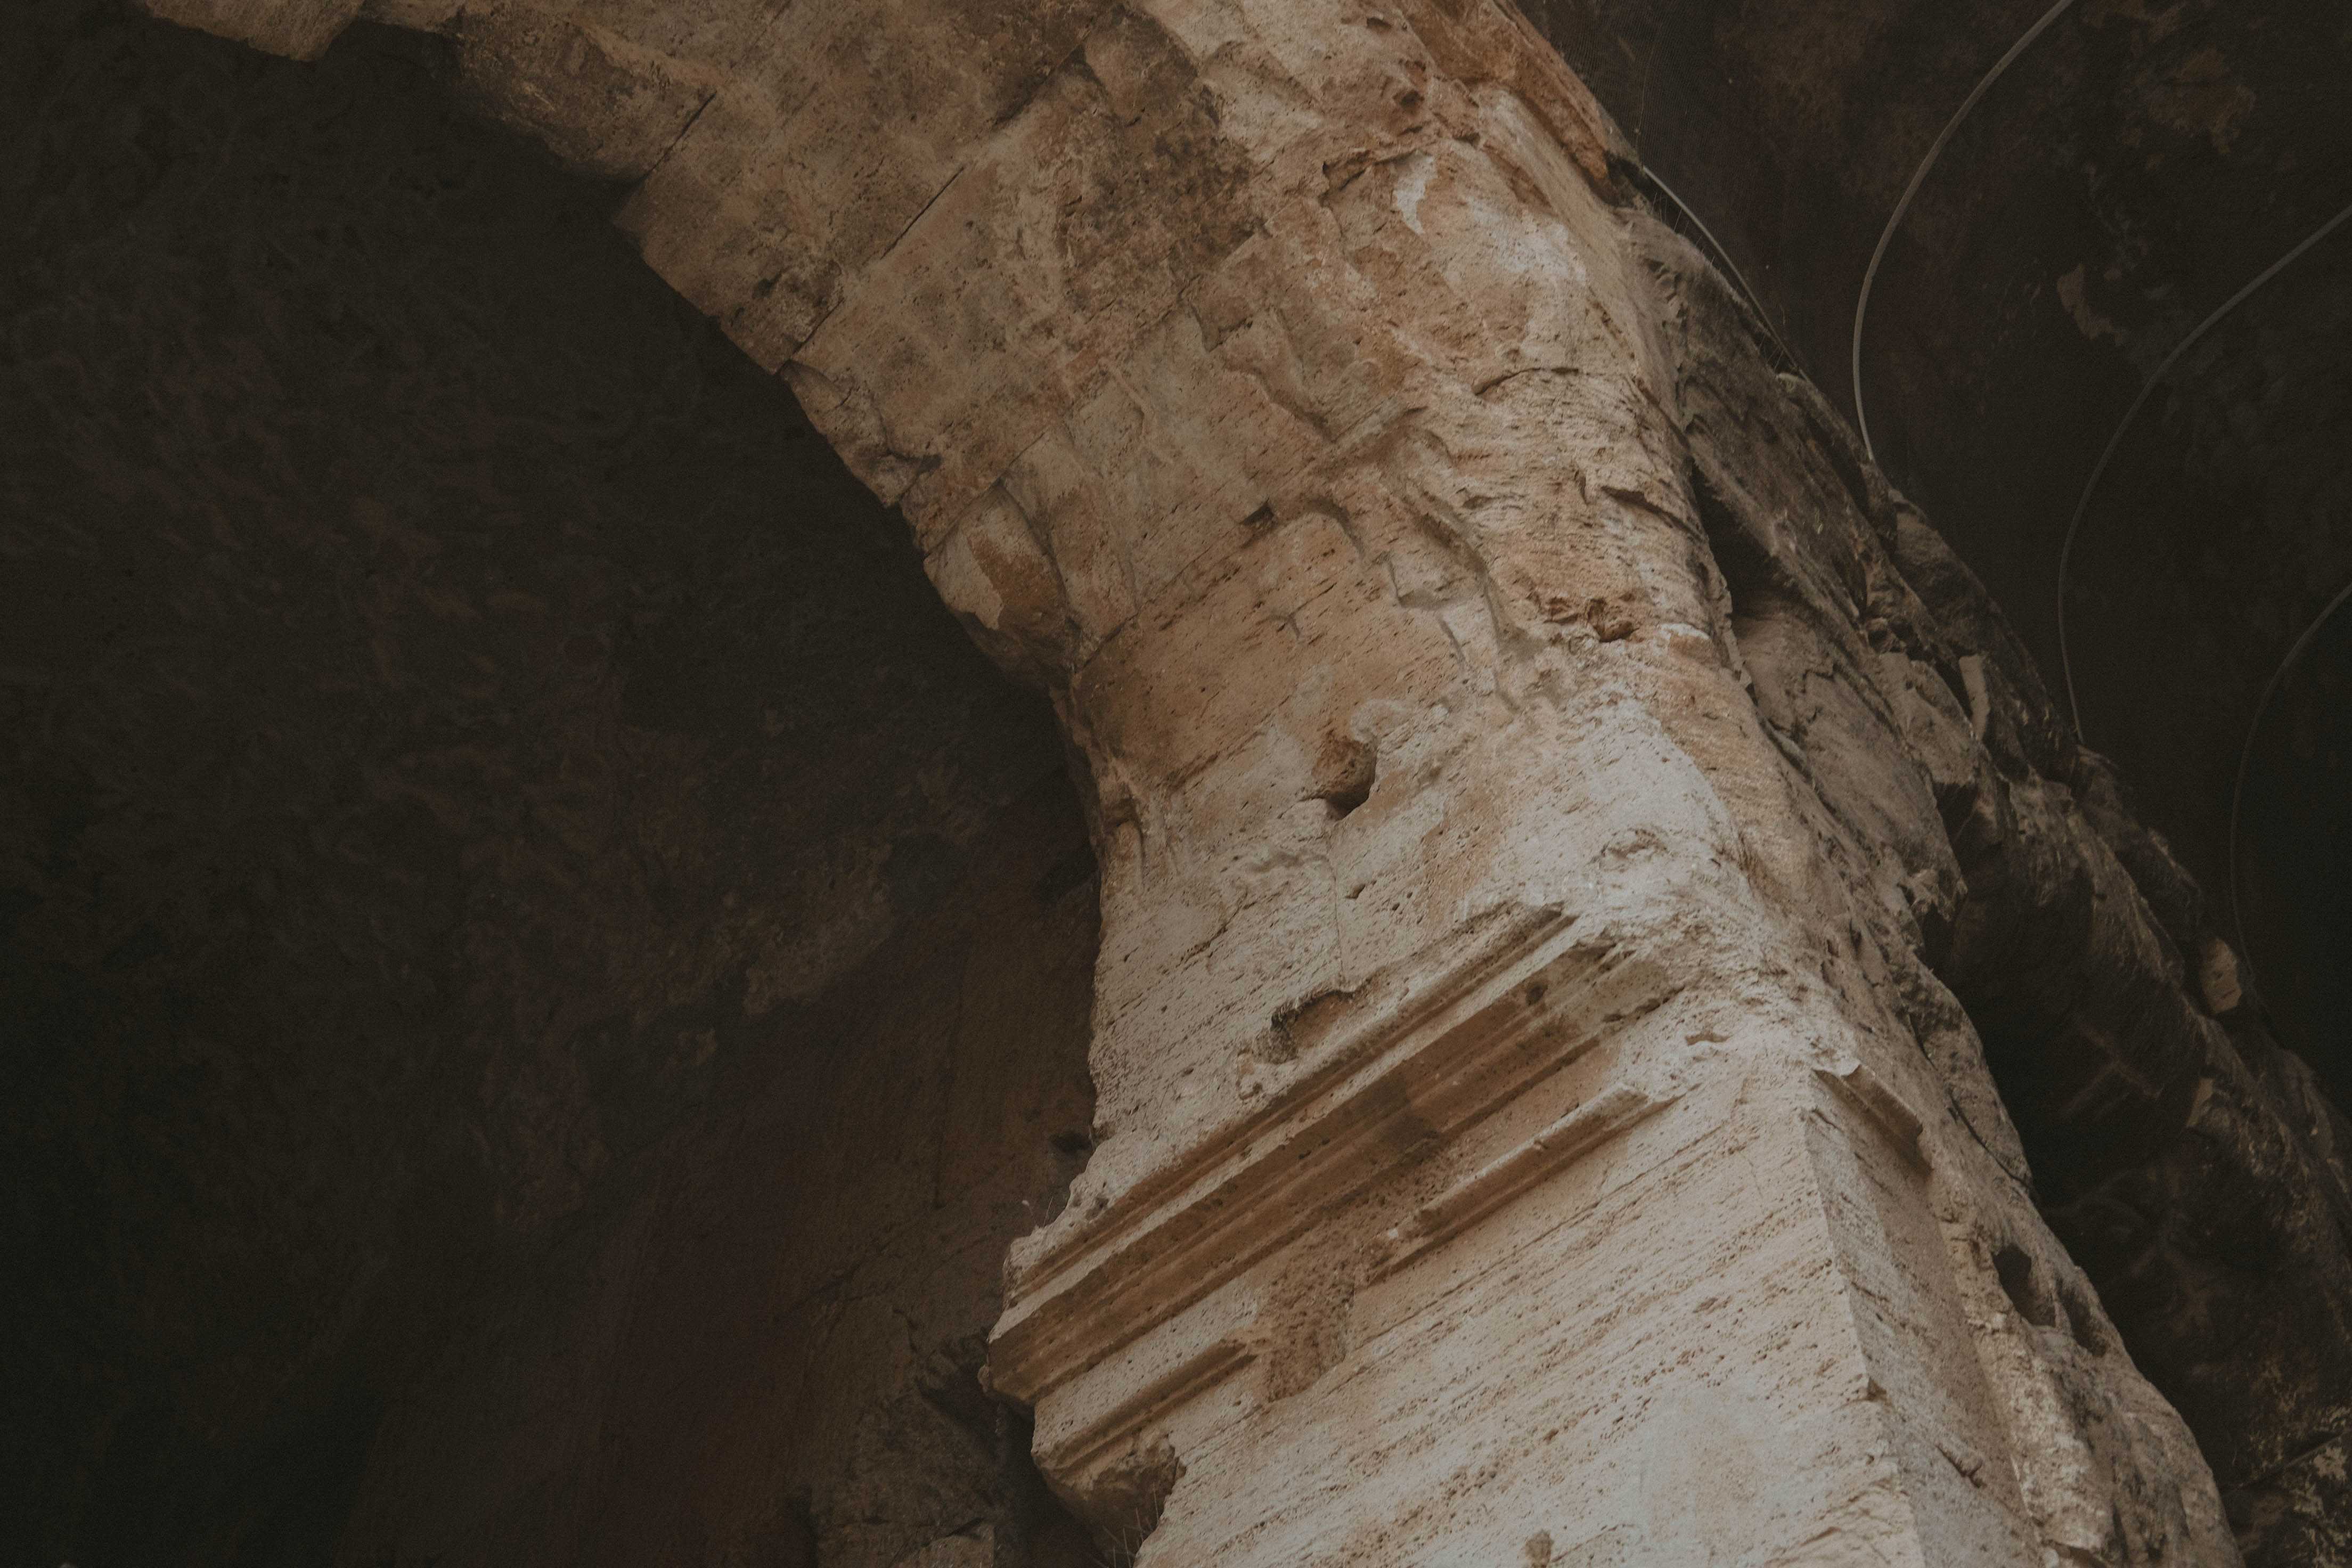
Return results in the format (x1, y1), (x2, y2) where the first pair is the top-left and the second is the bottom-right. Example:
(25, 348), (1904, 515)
(1528, 0), (2352, 1088)
(1, 7), (1098, 1562)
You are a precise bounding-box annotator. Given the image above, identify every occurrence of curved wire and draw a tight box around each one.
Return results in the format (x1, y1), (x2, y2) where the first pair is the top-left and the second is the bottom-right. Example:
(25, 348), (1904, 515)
(1637, 161), (1800, 373)
(2055, 197), (2352, 736)
(1829, 1), (2352, 1004)
(1851, 0), (2078, 462)
(2228, 574), (2352, 987)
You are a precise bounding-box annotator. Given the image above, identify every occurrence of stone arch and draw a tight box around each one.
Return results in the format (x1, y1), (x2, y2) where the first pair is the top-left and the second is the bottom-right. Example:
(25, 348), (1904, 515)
(46, 0), (2352, 1562)
(5, 11), (1108, 1564)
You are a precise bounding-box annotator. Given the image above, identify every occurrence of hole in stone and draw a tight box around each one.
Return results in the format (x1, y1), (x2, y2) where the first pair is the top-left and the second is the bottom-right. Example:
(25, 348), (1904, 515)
(2059, 1278), (2111, 1356)
(1690, 467), (1784, 628)
(1321, 775), (1373, 816)
(1070, 1434), (1185, 1567)
(1310, 734), (1377, 818)
(1267, 987), (1354, 1064)
(1994, 1244), (2058, 1329)
(1689, 464), (1811, 712)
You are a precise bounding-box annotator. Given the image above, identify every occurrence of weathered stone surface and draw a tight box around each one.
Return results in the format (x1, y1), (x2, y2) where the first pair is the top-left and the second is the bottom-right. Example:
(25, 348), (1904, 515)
(1525, 0), (2352, 1156)
(1655, 236), (2352, 1567)
(407, 0), (2245, 1555)
(69, 0), (2352, 1559)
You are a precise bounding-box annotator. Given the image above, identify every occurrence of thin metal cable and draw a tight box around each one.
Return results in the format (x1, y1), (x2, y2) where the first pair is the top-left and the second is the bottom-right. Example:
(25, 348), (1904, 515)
(1638, 162), (1800, 373)
(2229, 575), (2352, 985)
(2055, 197), (2352, 736)
(1851, 0), (2078, 462)
(1826, 1), (2352, 1006)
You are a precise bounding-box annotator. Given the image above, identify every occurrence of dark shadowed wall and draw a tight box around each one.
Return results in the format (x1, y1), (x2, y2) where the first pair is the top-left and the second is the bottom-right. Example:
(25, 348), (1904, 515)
(0, 9), (1098, 1563)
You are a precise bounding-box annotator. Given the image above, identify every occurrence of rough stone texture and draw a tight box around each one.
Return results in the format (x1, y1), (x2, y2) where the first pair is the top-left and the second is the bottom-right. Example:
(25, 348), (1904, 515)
(2234, 605), (2352, 1180)
(1519, 0), (2352, 1098)
(52, 0), (2352, 1561)
(1663, 264), (2352, 1567)
(1, 12), (1098, 1564)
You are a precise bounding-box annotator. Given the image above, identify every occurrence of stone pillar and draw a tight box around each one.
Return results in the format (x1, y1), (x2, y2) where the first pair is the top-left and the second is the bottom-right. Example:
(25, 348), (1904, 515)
(932, 14), (2219, 1560)
(131, 0), (2244, 1559)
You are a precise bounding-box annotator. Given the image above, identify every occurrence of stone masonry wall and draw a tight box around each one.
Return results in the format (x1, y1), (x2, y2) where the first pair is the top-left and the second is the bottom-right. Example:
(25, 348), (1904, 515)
(87, 0), (2352, 1561)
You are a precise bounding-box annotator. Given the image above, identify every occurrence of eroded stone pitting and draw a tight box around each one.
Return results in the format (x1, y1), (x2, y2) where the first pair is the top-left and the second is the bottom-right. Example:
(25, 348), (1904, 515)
(1658, 231), (2352, 1565)
(1523, 0), (2352, 1089)
(10, 1), (2352, 1565)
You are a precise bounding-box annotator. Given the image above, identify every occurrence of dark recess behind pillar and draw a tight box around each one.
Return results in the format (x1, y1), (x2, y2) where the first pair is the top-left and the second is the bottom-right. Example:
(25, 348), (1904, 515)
(0, 7), (1100, 1564)
(1528, 0), (2352, 1121)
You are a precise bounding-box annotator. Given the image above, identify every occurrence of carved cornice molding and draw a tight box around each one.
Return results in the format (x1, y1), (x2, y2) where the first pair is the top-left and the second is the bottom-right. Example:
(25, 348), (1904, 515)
(990, 909), (1683, 1411)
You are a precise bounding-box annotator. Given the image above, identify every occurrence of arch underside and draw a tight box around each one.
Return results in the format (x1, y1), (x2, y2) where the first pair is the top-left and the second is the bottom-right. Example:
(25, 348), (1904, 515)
(19, 0), (2352, 1562)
